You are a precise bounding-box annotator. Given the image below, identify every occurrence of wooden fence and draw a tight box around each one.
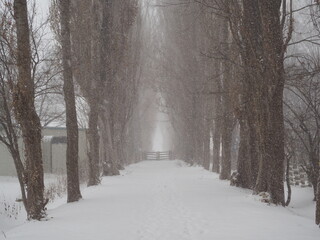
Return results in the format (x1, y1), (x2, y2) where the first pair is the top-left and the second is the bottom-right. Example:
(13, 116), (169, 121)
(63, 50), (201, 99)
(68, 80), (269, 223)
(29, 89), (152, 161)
(143, 151), (174, 161)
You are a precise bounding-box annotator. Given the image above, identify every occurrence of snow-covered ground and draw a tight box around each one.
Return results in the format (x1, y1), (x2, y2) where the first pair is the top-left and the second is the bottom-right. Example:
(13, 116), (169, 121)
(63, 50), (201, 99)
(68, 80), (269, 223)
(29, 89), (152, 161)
(0, 174), (69, 233)
(0, 160), (319, 240)
(0, 177), (26, 232)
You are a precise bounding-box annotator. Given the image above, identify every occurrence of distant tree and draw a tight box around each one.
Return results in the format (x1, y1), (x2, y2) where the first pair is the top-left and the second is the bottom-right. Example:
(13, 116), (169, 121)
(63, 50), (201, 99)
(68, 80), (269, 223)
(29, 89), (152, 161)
(219, 6), (234, 180)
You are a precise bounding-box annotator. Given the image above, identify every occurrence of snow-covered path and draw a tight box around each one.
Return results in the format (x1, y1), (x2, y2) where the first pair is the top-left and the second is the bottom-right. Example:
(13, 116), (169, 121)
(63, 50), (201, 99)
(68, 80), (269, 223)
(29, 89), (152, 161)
(5, 160), (319, 240)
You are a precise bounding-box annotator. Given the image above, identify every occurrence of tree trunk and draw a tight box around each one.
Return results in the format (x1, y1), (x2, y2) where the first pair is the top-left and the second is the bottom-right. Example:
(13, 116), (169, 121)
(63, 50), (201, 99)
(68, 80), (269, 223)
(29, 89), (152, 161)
(101, 112), (120, 176)
(60, 0), (82, 202)
(255, 0), (285, 205)
(266, 89), (285, 205)
(316, 169), (320, 225)
(237, 0), (263, 190)
(87, 102), (101, 186)
(11, 148), (27, 209)
(219, 15), (233, 180)
(212, 75), (222, 173)
(235, 96), (259, 189)
(220, 123), (232, 180)
(310, 152), (320, 200)
(285, 154), (292, 206)
(203, 118), (211, 170)
(231, 0), (285, 204)
(212, 115), (221, 173)
(236, 115), (252, 188)
(13, 0), (46, 220)
(248, 110), (259, 186)
(0, 79), (27, 209)
(254, 93), (269, 194)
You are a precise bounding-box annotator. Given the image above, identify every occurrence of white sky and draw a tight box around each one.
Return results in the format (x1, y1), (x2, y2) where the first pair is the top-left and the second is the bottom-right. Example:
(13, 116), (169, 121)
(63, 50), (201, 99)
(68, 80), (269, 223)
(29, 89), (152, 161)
(35, 0), (50, 18)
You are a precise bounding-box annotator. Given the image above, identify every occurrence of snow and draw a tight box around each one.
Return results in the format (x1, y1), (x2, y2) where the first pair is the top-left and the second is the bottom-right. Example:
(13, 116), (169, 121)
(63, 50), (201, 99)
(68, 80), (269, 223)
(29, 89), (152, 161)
(0, 175), (69, 233)
(152, 124), (164, 151)
(1, 160), (319, 240)
(152, 111), (173, 152)
(34, 0), (50, 18)
(0, 177), (26, 232)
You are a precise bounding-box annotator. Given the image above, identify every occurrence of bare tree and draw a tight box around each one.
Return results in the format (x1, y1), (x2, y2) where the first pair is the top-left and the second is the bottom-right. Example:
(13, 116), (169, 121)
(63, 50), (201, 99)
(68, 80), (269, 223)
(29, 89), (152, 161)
(0, 1), (27, 210)
(219, 9), (234, 180)
(13, 0), (46, 219)
(59, 0), (82, 202)
(68, 0), (140, 180)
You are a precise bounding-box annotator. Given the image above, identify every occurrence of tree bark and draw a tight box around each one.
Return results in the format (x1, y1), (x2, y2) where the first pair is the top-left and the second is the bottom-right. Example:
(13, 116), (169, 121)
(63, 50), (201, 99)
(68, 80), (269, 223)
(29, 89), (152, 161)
(220, 123), (232, 180)
(316, 169), (320, 225)
(219, 15), (233, 180)
(285, 154), (292, 206)
(13, 0), (46, 220)
(87, 101), (101, 186)
(212, 68), (222, 173)
(254, 0), (285, 205)
(101, 112), (120, 176)
(59, 0), (82, 202)
(236, 0), (262, 190)
(236, 114), (252, 188)
(212, 107), (221, 173)
(203, 117), (211, 170)
(230, 1), (285, 204)
(309, 152), (320, 200)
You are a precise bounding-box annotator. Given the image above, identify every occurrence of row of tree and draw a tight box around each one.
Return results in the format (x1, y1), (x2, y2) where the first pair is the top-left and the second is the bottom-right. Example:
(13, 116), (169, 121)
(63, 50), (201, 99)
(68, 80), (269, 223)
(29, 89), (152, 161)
(0, 0), (141, 220)
(149, 0), (320, 225)
(1, 0), (320, 226)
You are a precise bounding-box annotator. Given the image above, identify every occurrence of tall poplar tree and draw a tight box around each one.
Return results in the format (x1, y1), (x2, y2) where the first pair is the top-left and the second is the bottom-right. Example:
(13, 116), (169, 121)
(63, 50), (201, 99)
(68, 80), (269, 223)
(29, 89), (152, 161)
(13, 0), (46, 219)
(59, 0), (82, 202)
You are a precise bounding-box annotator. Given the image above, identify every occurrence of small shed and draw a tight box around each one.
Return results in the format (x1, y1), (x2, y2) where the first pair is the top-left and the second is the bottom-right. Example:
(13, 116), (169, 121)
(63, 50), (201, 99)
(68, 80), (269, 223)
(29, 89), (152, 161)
(0, 127), (88, 176)
(42, 135), (68, 174)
